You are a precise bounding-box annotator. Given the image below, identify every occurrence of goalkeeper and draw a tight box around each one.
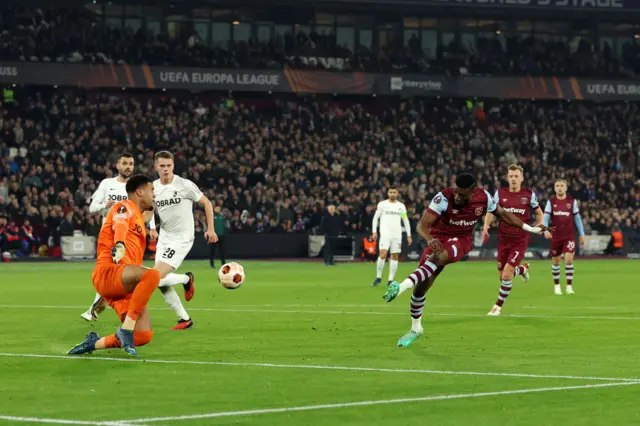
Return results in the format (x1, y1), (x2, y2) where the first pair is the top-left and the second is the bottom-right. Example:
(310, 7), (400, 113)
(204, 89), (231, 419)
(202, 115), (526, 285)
(67, 175), (161, 357)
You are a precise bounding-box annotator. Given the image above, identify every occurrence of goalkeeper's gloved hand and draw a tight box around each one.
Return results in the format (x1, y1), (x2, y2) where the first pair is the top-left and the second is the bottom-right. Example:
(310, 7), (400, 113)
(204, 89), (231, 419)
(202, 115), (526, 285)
(111, 241), (126, 264)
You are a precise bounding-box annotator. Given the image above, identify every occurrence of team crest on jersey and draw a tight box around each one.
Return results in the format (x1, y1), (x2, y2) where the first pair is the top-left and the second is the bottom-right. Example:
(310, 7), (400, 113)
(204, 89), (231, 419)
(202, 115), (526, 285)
(173, 191), (178, 197)
(521, 197), (528, 204)
(474, 207), (483, 216)
(117, 206), (127, 214)
(566, 203), (571, 209)
(434, 195), (442, 204)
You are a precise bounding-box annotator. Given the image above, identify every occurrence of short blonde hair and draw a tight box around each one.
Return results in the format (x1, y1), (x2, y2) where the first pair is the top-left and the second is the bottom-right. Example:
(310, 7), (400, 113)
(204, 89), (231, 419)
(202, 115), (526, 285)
(555, 178), (567, 185)
(508, 164), (524, 173)
(154, 151), (174, 162)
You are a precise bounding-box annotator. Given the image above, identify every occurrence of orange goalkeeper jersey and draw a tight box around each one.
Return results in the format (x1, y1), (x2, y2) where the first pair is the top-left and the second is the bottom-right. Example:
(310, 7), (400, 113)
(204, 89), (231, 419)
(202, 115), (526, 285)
(96, 199), (147, 266)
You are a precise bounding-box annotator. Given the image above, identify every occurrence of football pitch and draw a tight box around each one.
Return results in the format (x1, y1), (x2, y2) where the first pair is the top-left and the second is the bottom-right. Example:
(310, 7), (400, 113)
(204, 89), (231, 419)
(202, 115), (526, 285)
(1, 259), (640, 425)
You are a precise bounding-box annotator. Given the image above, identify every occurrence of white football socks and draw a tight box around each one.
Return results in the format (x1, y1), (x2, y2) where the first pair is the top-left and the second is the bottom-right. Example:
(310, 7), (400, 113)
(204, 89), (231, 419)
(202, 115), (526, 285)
(158, 273), (190, 288)
(389, 260), (398, 281)
(399, 279), (414, 295)
(376, 257), (385, 279)
(90, 292), (102, 309)
(159, 287), (190, 321)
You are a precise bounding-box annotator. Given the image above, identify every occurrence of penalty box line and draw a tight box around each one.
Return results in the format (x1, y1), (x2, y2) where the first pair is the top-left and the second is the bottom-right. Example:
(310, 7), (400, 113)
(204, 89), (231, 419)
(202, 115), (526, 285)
(116, 381), (640, 423)
(2, 304), (640, 321)
(1, 352), (639, 383)
(0, 415), (144, 426)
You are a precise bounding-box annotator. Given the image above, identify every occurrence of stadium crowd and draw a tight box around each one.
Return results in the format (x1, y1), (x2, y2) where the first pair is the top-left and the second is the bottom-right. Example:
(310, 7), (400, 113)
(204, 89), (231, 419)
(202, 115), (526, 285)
(0, 88), (638, 256)
(2, 7), (640, 77)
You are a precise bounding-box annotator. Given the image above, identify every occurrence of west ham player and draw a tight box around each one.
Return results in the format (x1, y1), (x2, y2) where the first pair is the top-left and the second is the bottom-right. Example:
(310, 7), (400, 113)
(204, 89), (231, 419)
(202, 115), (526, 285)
(383, 173), (549, 348)
(371, 187), (412, 287)
(81, 153), (136, 322)
(482, 165), (544, 316)
(543, 179), (585, 295)
(148, 151), (218, 330)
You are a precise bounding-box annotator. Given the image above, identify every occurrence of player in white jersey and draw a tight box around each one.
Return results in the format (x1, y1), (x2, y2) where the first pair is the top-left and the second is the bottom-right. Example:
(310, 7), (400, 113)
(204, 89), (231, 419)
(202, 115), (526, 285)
(371, 187), (412, 287)
(80, 153), (134, 321)
(147, 151), (218, 330)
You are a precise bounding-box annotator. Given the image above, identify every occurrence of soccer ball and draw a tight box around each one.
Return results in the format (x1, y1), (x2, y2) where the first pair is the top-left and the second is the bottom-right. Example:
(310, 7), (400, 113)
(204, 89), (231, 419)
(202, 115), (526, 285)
(218, 262), (245, 289)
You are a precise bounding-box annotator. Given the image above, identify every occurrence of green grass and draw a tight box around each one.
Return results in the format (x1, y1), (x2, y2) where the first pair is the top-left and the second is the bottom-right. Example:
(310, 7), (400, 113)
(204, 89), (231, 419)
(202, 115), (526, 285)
(1, 259), (640, 425)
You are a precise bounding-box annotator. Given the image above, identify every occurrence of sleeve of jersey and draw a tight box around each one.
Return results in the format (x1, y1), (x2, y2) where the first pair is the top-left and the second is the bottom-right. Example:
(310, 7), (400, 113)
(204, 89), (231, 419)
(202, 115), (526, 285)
(427, 193), (448, 216)
(372, 204), (381, 231)
(88, 182), (106, 214)
(574, 214), (585, 237)
(572, 199), (580, 214)
(401, 205), (411, 237)
(485, 190), (497, 213)
(112, 205), (131, 244)
(530, 192), (540, 209)
(493, 190), (499, 207)
(543, 200), (551, 227)
(187, 180), (204, 202)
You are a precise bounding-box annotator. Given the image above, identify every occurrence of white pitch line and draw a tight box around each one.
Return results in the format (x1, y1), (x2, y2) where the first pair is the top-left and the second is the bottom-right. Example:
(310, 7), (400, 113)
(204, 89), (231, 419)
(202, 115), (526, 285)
(1, 304), (640, 321)
(0, 416), (140, 426)
(117, 381), (639, 423)
(0, 353), (637, 383)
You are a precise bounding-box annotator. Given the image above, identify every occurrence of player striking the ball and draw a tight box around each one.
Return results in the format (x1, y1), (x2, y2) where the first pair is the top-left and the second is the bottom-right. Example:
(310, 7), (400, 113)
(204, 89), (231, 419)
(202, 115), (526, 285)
(371, 187), (412, 287)
(383, 173), (551, 348)
(147, 151), (218, 330)
(81, 153), (137, 322)
(543, 179), (585, 295)
(482, 164), (544, 316)
(68, 175), (161, 357)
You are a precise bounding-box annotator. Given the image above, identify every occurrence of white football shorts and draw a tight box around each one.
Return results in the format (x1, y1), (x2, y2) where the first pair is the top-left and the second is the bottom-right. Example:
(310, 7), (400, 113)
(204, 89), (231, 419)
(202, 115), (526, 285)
(155, 237), (194, 270)
(378, 234), (402, 254)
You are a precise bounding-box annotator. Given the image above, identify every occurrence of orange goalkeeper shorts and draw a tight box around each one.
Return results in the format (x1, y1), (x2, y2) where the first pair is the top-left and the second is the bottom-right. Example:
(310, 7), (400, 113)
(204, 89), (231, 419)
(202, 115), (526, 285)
(92, 263), (130, 322)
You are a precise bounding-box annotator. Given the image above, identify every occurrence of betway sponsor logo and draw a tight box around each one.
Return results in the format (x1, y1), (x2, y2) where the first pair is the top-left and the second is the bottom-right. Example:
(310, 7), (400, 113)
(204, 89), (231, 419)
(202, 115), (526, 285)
(504, 207), (526, 214)
(448, 218), (478, 227)
(553, 211), (571, 216)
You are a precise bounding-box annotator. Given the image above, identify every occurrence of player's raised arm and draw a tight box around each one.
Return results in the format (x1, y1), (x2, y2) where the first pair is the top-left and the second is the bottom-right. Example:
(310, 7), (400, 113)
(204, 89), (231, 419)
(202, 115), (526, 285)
(89, 181), (109, 215)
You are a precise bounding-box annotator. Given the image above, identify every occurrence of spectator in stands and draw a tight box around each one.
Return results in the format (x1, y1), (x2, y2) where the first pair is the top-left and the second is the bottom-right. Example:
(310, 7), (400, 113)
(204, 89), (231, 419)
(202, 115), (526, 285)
(19, 219), (39, 254)
(58, 211), (75, 237)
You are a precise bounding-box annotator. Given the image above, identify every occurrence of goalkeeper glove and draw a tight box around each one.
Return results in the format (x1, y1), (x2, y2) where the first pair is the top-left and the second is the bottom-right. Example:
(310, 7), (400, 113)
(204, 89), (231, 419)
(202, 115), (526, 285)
(111, 241), (126, 264)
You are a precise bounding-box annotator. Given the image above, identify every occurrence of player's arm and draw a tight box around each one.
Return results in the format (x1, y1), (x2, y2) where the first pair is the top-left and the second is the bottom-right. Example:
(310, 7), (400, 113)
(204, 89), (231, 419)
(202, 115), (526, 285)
(144, 211), (159, 240)
(482, 190), (498, 241)
(572, 200), (585, 245)
(543, 200), (552, 239)
(495, 205), (549, 234)
(89, 181), (109, 215)
(111, 205), (132, 264)
(198, 194), (218, 243)
(371, 204), (381, 240)
(401, 204), (412, 245)
(418, 193), (448, 253)
(530, 191), (544, 226)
